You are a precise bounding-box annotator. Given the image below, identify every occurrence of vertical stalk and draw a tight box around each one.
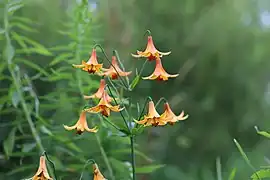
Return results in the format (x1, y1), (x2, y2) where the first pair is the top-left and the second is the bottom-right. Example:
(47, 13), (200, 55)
(130, 136), (136, 180)
(3, 2), (45, 154)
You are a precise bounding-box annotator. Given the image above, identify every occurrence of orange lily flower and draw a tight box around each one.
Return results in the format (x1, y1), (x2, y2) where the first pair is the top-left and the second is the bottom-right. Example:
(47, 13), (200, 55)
(84, 91), (124, 117)
(102, 56), (131, 79)
(143, 57), (179, 81)
(132, 35), (171, 61)
(83, 79), (113, 102)
(63, 111), (98, 135)
(31, 155), (53, 180)
(161, 103), (188, 125)
(134, 101), (166, 127)
(72, 48), (103, 74)
(93, 163), (107, 180)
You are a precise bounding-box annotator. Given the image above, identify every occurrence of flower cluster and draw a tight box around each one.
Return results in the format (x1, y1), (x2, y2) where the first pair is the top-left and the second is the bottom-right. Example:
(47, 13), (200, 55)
(132, 33), (179, 81)
(134, 101), (188, 127)
(48, 30), (188, 179)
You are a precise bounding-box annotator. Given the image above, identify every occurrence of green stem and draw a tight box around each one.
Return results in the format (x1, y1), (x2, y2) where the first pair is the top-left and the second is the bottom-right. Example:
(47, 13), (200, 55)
(155, 97), (168, 108)
(144, 29), (152, 37)
(130, 136), (136, 180)
(106, 85), (130, 132)
(79, 159), (95, 180)
(102, 116), (122, 131)
(94, 133), (115, 180)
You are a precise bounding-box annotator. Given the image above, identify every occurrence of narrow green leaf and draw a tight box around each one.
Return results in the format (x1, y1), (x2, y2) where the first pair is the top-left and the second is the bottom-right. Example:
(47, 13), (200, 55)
(50, 53), (73, 66)
(233, 139), (261, 180)
(11, 16), (35, 25)
(251, 169), (270, 179)
(8, 4), (24, 14)
(228, 168), (237, 180)
(16, 58), (49, 76)
(10, 22), (38, 33)
(13, 35), (52, 56)
(254, 126), (270, 138)
(3, 128), (17, 158)
(130, 75), (140, 90)
(11, 32), (28, 49)
(136, 164), (165, 174)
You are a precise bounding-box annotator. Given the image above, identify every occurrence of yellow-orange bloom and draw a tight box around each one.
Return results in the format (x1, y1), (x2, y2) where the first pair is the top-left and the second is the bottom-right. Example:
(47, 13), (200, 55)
(31, 155), (53, 180)
(134, 101), (166, 127)
(161, 103), (188, 125)
(93, 163), (107, 180)
(72, 48), (103, 74)
(83, 79), (112, 102)
(132, 35), (171, 61)
(143, 57), (179, 81)
(101, 56), (132, 79)
(63, 111), (98, 135)
(84, 91), (124, 117)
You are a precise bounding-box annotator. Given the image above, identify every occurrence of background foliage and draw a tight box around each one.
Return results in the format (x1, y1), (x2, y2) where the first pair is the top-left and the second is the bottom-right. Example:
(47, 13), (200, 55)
(1, 0), (270, 179)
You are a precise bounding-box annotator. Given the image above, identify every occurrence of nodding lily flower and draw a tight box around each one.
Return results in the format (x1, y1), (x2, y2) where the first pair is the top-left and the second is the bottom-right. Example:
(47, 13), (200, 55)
(143, 57), (179, 81)
(83, 79), (113, 102)
(101, 56), (132, 79)
(31, 155), (53, 180)
(93, 163), (107, 180)
(72, 48), (103, 74)
(132, 35), (171, 61)
(84, 90), (124, 117)
(134, 101), (166, 127)
(161, 102), (188, 125)
(63, 111), (98, 135)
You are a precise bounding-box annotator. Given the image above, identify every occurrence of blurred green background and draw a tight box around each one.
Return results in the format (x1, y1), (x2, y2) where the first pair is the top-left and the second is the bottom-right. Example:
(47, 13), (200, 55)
(1, 0), (270, 179)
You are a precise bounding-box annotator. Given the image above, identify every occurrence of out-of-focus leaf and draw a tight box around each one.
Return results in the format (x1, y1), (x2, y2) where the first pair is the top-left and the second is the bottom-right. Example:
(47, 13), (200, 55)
(7, 165), (35, 176)
(110, 149), (153, 162)
(3, 43), (15, 63)
(50, 53), (73, 66)
(13, 35), (52, 56)
(40, 125), (53, 136)
(136, 164), (165, 174)
(8, 3), (24, 14)
(11, 32), (28, 49)
(0, 27), (5, 34)
(10, 90), (20, 108)
(16, 58), (49, 76)
(10, 22), (38, 33)
(251, 169), (270, 179)
(228, 168), (237, 180)
(3, 128), (17, 158)
(22, 143), (36, 153)
(255, 126), (270, 138)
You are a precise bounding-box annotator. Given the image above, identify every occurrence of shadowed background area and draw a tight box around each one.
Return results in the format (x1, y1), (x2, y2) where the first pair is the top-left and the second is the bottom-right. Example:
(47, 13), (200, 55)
(1, 0), (270, 179)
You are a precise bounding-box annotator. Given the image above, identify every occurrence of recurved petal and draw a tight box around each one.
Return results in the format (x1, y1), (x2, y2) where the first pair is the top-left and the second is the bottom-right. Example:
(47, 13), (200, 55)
(72, 64), (85, 68)
(109, 105), (124, 112)
(63, 124), (77, 131)
(85, 125), (98, 133)
(134, 118), (148, 125)
(142, 74), (158, 80)
(176, 111), (189, 120)
(83, 95), (96, 99)
(158, 51), (171, 56)
(131, 53), (141, 58)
